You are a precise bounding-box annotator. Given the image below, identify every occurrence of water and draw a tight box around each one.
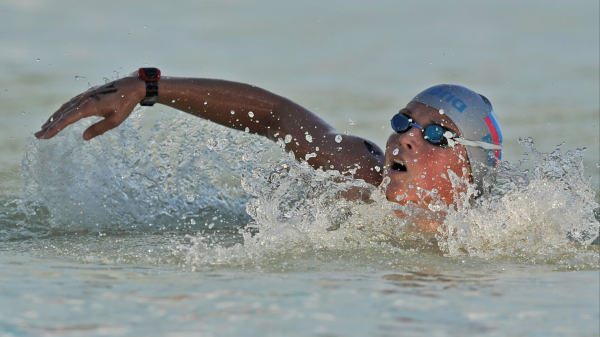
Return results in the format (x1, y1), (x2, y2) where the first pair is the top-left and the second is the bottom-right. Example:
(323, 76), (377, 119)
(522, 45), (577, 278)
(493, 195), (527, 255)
(1, 1), (599, 336)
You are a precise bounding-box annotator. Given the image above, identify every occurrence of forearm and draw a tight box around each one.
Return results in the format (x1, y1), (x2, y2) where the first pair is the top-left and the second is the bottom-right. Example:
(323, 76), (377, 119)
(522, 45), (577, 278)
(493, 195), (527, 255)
(157, 77), (333, 142)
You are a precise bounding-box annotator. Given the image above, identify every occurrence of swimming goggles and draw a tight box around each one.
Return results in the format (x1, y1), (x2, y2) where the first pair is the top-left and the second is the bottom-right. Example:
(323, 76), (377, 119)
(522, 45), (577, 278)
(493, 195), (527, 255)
(390, 113), (502, 150)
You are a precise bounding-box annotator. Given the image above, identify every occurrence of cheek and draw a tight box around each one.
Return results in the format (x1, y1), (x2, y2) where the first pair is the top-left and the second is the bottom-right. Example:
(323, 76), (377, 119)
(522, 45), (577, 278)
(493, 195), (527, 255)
(419, 149), (468, 186)
(448, 148), (470, 176)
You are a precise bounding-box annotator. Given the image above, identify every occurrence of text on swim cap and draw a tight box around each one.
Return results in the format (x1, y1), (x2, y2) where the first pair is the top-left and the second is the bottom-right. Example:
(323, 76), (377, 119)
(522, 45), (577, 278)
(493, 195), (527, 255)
(426, 87), (467, 112)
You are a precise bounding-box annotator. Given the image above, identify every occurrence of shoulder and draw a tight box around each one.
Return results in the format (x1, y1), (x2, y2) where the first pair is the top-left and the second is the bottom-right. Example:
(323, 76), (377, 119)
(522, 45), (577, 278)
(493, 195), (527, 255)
(314, 132), (385, 186)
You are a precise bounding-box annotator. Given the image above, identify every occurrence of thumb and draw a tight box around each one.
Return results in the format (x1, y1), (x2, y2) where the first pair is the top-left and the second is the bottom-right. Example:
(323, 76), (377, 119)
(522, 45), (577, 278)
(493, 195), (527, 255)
(83, 117), (120, 140)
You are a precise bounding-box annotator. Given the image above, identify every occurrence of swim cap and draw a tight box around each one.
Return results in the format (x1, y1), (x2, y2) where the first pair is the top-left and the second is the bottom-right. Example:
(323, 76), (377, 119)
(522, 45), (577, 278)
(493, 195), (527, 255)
(410, 84), (503, 188)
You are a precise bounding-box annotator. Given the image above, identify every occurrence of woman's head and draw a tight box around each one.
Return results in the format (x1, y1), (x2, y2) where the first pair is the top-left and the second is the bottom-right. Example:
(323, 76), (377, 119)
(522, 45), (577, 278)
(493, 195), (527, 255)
(383, 84), (503, 205)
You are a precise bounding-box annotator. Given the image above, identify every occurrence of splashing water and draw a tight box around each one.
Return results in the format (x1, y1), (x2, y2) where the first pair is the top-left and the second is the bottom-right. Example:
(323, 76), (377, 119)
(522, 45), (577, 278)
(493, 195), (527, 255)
(436, 138), (599, 268)
(5, 110), (598, 270)
(18, 108), (280, 236)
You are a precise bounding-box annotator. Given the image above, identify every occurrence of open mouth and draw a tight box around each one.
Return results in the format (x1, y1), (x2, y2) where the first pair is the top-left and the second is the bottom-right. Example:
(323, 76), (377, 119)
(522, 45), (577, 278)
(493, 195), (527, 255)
(391, 160), (407, 172)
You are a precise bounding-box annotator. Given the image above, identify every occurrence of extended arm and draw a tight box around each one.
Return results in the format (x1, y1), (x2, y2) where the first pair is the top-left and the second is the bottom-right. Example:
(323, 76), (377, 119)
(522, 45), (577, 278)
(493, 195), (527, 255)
(35, 75), (384, 185)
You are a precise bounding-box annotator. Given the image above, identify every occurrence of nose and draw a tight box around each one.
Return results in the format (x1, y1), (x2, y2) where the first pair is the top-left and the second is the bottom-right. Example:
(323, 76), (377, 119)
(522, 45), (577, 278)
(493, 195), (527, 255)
(396, 128), (421, 151)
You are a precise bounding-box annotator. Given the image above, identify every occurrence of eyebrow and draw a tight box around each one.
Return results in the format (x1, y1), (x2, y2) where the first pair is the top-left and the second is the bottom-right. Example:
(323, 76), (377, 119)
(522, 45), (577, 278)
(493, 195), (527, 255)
(399, 108), (412, 116)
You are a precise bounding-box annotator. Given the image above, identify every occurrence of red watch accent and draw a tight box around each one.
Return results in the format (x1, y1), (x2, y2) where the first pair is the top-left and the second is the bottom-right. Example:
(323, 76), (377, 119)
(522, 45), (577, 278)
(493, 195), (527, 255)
(138, 68), (161, 82)
(138, 68), (161, 106)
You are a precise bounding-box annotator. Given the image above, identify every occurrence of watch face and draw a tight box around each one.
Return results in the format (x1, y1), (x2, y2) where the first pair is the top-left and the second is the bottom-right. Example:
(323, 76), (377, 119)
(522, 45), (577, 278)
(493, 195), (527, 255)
(139, 68), (161, 82)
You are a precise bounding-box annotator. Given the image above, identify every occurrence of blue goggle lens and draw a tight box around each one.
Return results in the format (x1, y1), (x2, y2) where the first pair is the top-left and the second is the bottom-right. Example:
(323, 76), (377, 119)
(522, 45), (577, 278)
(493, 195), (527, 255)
(424, 124), (445, 144)
(390, 113), (410, 132)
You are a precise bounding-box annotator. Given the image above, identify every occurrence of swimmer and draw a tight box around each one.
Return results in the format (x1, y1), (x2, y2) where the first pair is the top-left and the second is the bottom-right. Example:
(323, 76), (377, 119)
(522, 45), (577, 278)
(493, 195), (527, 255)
(35, 68), (502, 234)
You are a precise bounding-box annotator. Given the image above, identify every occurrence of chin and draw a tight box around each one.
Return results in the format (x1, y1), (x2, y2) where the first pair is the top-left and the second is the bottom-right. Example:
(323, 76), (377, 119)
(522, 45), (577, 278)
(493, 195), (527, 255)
(385, 182), (453, 207)
(385, 185), (418, 205)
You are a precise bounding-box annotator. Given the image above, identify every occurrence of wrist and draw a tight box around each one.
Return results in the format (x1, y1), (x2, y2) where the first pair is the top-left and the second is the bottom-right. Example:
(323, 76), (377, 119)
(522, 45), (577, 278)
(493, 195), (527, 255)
(138, 67), (161, 106)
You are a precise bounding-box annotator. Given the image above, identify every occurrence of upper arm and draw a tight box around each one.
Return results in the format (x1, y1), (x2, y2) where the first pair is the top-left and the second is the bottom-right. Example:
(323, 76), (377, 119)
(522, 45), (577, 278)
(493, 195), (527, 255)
(267, 97), (385, 186)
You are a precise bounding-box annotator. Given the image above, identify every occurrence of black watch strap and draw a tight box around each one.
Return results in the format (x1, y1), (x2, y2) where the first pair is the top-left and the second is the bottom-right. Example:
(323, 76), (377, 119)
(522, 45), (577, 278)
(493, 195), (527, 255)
(140, 81), (158, 106)
(138, 68), (161, 106)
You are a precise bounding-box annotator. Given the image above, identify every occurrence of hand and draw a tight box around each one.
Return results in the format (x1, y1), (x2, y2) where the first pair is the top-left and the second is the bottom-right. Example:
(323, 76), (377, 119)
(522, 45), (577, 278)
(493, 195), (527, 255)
(35, 77), (145, 140)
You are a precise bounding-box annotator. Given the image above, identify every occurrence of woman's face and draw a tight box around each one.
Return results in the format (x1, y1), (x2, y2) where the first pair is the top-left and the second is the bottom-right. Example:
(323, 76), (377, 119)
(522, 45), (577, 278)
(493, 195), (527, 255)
(383, 101), (471, 206)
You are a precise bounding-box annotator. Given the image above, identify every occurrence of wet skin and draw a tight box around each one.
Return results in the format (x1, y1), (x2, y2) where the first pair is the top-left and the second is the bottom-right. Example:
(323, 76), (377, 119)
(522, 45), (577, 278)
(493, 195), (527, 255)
(35, 74), (471, 233)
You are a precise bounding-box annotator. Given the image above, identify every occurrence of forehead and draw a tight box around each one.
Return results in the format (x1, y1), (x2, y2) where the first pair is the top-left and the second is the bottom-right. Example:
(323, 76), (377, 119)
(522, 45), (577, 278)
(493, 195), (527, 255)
(402, 101), (459, 130)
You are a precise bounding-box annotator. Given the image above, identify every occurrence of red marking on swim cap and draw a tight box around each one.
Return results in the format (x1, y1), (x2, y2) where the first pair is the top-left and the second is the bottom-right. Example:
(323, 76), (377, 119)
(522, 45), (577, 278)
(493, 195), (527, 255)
(484, 116), (501, 165)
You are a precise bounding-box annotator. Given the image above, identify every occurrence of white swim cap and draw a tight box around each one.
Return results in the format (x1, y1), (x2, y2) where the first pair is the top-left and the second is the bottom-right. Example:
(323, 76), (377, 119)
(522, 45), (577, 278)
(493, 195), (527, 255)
(410, 84), (503, 188)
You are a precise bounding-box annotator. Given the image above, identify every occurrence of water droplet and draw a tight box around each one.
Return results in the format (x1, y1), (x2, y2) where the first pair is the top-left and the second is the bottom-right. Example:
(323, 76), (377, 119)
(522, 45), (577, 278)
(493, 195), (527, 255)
(315, 147), (319, 151)
(208, 223), (214, 229)
(439, 109), (445, 115)
(335, 135), (342, 143)
(413, 159), (417, 162)
(330, 165), (334, 169)
(305, 134), (313, 142)
(204, 101), (208, 105)
(349, 119), (356, 125)
(190, 219), (196, 225)
(409, 133), (414, 137)
(284, 135), (292, 143)
(172, 100), (176, 103)
(36, 58), (40, 62)
(230, 110), (235, 115)
(395, 195), (404, 201)
(305, 153), (317, 160)
(392, 148), (399, 155)
(21, 111), (25, 115)
(408, 184), (414, 189)
(375, 166), (381, 172)
(421, 175), (425, 178)
(248, 111), (254, 118)
(144, 25), (147, 28)
(244, 127), (250, 133)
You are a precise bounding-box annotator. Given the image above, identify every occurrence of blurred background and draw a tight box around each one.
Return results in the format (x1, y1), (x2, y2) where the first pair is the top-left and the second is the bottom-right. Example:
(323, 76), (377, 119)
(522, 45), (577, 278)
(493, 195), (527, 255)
(1, 0), (598, 197)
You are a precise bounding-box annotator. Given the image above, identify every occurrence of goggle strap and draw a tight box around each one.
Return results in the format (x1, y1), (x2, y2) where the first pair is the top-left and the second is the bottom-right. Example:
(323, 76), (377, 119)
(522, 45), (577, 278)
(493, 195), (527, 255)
(410, 122), (423, 130)
(454, 138), (503, 150)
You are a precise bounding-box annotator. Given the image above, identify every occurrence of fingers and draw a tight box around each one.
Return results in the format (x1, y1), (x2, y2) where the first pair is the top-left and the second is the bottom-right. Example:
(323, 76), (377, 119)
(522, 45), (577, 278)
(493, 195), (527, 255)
(41, 92), (88, 129)
(38, 82), (118, 132)
(83, 116), (120, 140)
(35, 98), (100, 139)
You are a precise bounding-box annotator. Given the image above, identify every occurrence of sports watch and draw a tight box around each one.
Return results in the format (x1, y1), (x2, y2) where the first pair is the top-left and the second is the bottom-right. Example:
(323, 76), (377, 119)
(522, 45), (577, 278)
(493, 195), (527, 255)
(138, 68), (161, 106)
